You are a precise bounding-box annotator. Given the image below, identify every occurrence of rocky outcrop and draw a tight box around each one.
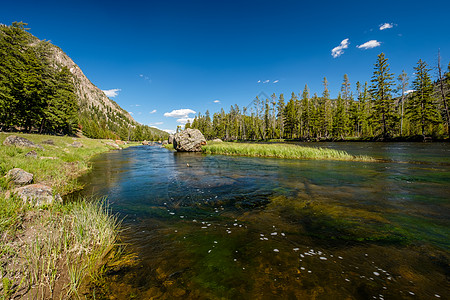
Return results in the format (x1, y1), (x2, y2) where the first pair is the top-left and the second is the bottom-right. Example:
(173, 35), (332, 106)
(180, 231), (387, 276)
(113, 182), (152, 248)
(142, 140), (149, 145)
(6, 168), (33, 185)
(173, 129), (206, 152)
(47, 43), (135, 125)
(7, 184), (62, 207)
(168, 135), (174, 144)
(115, 140), (125, 145)
(2, 135), (43, 149)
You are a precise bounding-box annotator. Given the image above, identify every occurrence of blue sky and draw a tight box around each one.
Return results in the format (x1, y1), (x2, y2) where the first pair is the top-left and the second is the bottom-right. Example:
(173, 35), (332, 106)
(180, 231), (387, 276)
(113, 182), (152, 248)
(2, 0), (450, 133)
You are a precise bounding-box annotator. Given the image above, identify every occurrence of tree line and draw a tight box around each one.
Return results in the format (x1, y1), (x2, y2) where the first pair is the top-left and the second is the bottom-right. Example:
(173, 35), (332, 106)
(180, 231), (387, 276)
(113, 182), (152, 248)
(0, 22), (168, 141)
(190, 53), (450, 141)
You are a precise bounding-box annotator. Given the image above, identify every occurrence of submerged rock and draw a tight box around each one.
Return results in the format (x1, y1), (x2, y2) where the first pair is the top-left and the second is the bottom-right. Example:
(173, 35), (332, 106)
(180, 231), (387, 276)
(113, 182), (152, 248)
(173, 129), (206, 152)
(7, 184), (62, 207)
(6, 168), (34, 185)
(2, 135), (43, 149)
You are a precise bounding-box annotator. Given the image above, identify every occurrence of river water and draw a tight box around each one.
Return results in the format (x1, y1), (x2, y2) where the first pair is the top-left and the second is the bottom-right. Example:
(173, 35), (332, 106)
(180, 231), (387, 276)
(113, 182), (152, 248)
(75, 142), (449, 299)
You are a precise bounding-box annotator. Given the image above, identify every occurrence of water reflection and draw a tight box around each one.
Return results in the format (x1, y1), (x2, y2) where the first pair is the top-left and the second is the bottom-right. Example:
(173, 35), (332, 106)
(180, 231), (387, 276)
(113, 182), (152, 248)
(76, 144), (450, 299)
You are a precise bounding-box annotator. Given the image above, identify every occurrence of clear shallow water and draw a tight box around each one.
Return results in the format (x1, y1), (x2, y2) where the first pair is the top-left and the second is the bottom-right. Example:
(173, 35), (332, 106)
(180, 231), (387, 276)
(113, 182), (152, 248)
(74, 143), (450, 299)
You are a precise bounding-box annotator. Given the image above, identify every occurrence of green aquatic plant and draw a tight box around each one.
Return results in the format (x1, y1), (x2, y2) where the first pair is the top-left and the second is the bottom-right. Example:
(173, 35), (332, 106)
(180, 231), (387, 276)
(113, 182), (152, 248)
(268, 195), (407, 244)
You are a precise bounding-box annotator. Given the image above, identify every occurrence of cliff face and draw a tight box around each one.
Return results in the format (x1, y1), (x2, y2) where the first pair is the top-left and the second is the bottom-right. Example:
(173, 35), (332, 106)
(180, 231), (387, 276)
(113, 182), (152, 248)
(47, 44), (136, 125)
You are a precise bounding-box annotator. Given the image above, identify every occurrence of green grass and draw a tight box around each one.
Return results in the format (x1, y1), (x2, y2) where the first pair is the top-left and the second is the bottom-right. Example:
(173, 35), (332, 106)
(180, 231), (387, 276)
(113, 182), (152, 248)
(202, 142), (375, 161)
(0, 133), (138, 194)
(0, 133), (133, 299)
(162, 143), (174, 150)
(23, 198), (120, 299)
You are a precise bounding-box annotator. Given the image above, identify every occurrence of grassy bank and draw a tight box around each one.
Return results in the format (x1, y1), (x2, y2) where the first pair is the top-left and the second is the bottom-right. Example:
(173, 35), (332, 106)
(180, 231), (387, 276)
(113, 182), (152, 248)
(0, 133), (135, 299)
(202, 142), (375, 161)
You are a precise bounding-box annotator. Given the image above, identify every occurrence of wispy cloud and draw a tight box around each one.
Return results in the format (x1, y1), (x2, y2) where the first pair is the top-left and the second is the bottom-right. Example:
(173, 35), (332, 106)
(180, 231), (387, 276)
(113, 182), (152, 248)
(102, 89), (121, 97)
(139, 74), (152, 83)
(164, 108), (196, 118)
(405, 90), (415, 95)
(149, 109), (157, 114)
(379, 23), (394, 30)
(213, 100), (220, 103)
(130, 104), (141, 107)
(331, 38), (349, 58)
(273, 80), (279, 83)
(128, 111), (134, 115)
(150, 122), (163, 125)
(357, 40), (381, 50)
(263, 80), (270, 83)
(257, 80), (261, 83)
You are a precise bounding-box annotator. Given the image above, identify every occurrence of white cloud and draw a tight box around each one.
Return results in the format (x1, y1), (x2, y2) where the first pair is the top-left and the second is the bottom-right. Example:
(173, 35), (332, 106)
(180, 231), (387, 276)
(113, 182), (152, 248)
(263, 80), (270, 83)
(257, 80), (261, 83)
(331, 38), (349, 58)
(273, 80), (279, 83)
(379, 23), (393, 30)
(149, 109), (157, 114)
(405, 90), (415, 94)
(150, 122), (163, 125)
(164, 108), (196, 118)
(163, 129), (176, 134)
(176, 117), (195, 125)
(213, 100), (220, 103)
(102, 88), (121, 97)
(128, 111), (134, 115)
(357, 40), (381, 50)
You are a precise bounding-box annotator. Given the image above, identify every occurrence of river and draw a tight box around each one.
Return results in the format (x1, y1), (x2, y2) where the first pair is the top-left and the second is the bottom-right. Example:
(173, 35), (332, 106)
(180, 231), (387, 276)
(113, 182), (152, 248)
(75, 142), (449, 299)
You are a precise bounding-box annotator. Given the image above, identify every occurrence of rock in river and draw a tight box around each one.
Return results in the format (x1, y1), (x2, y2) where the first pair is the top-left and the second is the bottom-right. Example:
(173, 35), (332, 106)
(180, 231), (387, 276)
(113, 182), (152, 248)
(173, 129), (206, 152)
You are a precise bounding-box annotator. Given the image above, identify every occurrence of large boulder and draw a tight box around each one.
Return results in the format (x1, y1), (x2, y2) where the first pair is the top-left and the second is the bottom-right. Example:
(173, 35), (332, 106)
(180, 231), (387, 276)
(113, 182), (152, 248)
(2, 135), (43, 149)
(173, 129), (206, 152)
(7, 184), (62, 207)
(168, 135), (174, 144)
(6, 168), (33, 185)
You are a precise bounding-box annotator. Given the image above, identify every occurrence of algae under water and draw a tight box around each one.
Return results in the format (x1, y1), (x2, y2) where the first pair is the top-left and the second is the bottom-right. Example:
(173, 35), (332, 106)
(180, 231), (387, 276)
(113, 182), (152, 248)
(75, 142), (449, 299)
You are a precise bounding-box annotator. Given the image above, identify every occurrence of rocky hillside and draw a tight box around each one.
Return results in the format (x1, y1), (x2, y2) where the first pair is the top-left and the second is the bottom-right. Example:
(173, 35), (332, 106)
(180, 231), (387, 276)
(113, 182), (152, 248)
(48, 43), (135, 125)
(0, 22), (168, 140)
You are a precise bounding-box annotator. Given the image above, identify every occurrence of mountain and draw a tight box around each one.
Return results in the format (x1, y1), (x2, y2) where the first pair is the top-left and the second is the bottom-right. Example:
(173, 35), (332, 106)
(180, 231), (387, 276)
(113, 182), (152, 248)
(0, 22), (168, 141)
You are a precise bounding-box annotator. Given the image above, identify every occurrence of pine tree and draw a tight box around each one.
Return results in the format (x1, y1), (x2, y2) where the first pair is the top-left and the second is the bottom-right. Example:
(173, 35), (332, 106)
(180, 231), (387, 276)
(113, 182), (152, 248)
(407, 59), (440, 136)
(397, 70), (409, 136)
(370, 53), (397, 138)
(301, 84), (310, 138)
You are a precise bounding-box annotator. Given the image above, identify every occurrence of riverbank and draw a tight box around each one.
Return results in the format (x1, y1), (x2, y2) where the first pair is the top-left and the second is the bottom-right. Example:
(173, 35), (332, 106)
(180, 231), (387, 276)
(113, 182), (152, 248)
(0, 133), (137, 299)
(201, 142), (375, 161)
